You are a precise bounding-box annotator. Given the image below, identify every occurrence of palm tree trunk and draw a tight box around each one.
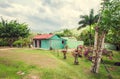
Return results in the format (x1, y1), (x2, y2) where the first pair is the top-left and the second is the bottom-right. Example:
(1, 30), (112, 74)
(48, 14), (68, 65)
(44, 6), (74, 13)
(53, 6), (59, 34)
(89, 25), (92, 46)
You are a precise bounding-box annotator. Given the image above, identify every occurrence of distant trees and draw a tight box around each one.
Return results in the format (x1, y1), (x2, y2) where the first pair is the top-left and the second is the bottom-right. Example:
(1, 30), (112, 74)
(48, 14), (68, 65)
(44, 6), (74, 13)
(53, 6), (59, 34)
(0, 17), (30, 47)
(78, 9), (99, 46)
(56, 29), (73, 37)
(77, 25), (95, 45)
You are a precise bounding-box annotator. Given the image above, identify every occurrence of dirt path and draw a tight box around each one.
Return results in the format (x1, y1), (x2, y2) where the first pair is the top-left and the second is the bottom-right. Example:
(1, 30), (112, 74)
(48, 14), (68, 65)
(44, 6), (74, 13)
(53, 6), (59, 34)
(0, 48), (57, 68)
(0, 47), (19, 50)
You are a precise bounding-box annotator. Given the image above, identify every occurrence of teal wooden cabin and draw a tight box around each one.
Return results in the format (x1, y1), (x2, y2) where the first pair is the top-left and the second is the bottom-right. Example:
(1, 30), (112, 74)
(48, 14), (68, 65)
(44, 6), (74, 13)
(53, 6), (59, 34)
(33, 34), (66, 49)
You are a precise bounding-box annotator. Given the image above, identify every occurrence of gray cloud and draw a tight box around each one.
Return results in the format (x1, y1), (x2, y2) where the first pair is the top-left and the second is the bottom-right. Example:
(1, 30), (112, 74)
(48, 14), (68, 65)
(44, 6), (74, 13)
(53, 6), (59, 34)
(0, 0), (101, 33)
(27, 15), (60, 26)
(0, 2), (12, 8)
(42, 0), (64, 9)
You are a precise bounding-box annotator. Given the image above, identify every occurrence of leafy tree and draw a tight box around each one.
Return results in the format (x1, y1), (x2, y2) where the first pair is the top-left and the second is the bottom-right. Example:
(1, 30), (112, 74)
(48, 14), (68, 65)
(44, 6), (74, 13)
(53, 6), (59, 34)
(91, 0), (120, 73)
(106, 0), (120, 50)
(0, 17), (30, 47)
(78, 9), (99, 45)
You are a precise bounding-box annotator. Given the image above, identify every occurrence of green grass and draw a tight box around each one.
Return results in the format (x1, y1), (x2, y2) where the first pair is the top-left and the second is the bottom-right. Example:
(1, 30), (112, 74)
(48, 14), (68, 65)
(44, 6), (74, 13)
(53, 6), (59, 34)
(0, 48), (120, 79)
(0, 58), (36, 79)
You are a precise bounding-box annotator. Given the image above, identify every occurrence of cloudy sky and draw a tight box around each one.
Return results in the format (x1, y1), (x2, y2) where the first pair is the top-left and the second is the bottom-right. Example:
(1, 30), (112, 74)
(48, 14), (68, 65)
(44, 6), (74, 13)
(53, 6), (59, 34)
(0, 0), (101, 33)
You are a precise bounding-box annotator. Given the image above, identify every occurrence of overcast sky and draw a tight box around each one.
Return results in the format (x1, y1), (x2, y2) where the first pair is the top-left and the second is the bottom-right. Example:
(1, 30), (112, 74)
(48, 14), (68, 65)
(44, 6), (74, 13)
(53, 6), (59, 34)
(0, 0), (101, 33)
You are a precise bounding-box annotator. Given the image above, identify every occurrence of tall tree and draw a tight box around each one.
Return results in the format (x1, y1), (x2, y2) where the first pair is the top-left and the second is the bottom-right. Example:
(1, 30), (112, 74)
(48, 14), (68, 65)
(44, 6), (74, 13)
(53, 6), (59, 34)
(78, 9), (99, 46)
(0, 17), (30, 47)
(91, 0), (120, 73)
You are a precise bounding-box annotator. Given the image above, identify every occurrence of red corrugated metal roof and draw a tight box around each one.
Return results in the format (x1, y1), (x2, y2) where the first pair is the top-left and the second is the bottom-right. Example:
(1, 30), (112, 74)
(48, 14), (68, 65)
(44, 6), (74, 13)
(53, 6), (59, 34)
(33, 34), (54, 39)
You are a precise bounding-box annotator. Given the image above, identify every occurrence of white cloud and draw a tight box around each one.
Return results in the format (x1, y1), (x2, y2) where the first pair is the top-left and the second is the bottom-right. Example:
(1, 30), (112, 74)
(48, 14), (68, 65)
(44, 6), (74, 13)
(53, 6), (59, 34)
(0, 0), (101, 33)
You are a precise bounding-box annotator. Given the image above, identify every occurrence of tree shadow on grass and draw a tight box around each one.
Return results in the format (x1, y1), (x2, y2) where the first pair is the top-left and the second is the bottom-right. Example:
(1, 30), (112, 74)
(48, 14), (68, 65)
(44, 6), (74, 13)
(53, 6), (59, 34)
(102, 59), (120, 66)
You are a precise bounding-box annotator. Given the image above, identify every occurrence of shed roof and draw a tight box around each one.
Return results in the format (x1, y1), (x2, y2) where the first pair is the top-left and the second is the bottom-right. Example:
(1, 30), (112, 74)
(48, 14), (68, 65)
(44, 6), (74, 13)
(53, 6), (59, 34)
(33, 34), (54, 40)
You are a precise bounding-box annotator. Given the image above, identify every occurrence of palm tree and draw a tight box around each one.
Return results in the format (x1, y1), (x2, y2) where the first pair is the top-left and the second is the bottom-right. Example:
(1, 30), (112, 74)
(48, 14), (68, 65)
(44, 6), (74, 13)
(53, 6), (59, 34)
(78, 9), (99, 46)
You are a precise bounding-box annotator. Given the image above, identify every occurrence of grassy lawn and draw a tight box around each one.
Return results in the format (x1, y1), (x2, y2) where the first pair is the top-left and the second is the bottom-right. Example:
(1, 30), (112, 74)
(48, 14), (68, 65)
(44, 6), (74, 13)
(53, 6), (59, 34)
(0, 48), (120, 79)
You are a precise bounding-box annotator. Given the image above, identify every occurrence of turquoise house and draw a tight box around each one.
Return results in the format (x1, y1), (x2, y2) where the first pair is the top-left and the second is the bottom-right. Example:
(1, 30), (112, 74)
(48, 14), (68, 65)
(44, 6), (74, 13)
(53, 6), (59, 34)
(33, 34), (66, 49)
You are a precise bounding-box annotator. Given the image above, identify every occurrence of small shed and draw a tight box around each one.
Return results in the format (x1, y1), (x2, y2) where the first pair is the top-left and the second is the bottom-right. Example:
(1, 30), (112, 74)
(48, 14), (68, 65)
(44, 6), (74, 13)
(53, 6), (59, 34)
(104, 43), (116, 50)
(61, 37), (84, 49)
(33, 34), (66, 49)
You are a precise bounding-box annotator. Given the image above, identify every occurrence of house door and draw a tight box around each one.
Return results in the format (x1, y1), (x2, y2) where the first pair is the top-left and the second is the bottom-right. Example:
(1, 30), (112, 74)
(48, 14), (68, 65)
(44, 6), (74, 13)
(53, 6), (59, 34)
(39, 40), (41, 47)
(34, 40), (37, 47)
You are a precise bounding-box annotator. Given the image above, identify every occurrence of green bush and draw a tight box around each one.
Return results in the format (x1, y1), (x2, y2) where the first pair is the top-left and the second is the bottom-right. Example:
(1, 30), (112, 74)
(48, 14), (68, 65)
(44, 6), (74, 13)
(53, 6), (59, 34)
(13, 40), (23, 47)
(0, 39), (8, 46)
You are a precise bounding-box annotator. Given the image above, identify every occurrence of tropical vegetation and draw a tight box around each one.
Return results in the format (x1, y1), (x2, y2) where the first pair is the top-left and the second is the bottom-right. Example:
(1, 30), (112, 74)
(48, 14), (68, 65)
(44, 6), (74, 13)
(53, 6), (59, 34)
(78, 9), (99, 45)
(0, 18), (30, 47)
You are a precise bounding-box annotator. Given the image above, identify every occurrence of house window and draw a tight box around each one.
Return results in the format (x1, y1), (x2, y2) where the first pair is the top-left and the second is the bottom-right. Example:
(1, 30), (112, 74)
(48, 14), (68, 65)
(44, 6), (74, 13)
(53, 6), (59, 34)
(62, 40), (64, 44)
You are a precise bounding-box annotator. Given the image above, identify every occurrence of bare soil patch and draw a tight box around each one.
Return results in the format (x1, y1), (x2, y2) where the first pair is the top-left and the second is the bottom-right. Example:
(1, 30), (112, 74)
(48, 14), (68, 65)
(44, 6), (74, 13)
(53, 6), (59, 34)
(0, 49), (57, 68)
